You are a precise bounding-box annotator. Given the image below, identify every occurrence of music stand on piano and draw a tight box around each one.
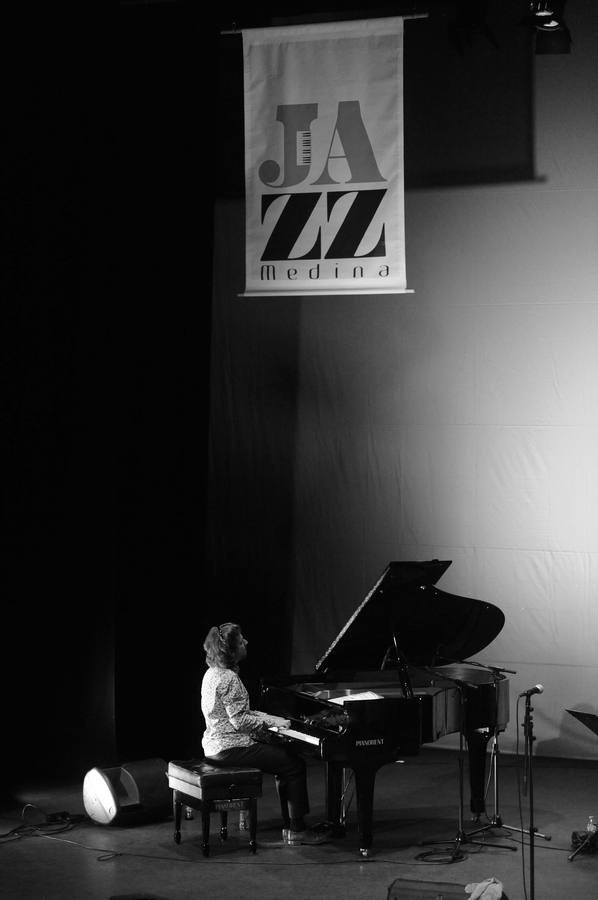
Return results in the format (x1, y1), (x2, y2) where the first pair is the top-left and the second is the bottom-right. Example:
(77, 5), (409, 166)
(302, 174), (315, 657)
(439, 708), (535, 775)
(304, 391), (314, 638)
(566, 709), (598, 740)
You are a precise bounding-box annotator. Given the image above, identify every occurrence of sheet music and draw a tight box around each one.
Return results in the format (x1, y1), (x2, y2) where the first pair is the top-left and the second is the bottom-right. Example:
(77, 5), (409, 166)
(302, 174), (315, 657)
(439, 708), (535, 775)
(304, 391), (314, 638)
(329, 691), (384, 704)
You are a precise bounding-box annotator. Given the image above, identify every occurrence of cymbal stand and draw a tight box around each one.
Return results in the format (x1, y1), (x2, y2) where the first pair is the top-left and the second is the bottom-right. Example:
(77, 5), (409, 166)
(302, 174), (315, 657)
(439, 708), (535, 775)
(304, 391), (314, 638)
(418, 689), (508, 860)
(441, 658), (517, 678)
(478, 708), (550, 844)
(464, 728), (526, 846)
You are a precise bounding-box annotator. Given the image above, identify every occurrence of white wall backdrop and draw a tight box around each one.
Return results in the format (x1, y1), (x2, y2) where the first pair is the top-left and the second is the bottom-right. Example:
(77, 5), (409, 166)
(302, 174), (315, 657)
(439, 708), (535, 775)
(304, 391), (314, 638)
(287, 5), (598, 758)
(210, 3), (598, 760)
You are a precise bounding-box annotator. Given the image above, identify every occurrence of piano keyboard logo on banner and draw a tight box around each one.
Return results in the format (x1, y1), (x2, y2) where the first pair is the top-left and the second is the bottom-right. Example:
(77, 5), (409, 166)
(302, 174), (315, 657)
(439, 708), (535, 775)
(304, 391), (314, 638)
(257, 101), (391, 283)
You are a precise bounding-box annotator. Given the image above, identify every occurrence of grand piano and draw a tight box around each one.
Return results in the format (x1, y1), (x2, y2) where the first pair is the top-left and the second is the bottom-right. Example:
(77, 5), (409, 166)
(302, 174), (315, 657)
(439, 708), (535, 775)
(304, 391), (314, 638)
(260, 560), (510, 855)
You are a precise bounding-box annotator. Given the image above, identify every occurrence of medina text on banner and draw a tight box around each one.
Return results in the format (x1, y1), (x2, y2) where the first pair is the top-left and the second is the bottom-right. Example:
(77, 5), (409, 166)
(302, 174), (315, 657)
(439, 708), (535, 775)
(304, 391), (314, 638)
(241, 17), (410, 297)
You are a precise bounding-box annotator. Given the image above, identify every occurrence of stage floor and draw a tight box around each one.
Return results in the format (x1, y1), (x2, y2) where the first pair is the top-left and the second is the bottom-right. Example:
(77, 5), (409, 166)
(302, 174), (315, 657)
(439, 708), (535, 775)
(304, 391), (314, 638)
(1, 748), (596, 900)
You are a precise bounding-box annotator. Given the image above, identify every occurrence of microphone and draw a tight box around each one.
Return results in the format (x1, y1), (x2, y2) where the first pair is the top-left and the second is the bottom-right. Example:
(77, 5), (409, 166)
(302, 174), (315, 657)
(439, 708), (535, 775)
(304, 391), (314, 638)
(519, 684), (544, 698)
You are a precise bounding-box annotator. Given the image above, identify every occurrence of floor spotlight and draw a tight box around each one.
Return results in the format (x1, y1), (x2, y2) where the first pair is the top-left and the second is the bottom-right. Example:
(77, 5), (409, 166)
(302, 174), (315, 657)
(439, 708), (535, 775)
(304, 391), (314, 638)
(83, 758), (170, 826)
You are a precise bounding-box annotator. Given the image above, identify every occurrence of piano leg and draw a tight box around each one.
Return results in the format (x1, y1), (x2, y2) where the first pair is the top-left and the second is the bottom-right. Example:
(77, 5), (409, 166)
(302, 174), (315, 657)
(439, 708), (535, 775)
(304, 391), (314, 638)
(465, 728), (491, 818)
(277, 782), (289, 826)
(326, 762), (380, 854)
(354, 766), (378, 856)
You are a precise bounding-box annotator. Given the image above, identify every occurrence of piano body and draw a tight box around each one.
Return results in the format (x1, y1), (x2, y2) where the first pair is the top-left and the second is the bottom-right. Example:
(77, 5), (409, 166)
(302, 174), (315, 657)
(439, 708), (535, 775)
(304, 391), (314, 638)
(260, 560), (509, 855)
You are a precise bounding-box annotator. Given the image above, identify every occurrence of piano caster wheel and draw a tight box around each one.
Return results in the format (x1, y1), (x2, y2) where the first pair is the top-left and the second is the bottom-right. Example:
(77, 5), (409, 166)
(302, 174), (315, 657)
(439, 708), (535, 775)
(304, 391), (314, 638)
(359, 847), (372, 858)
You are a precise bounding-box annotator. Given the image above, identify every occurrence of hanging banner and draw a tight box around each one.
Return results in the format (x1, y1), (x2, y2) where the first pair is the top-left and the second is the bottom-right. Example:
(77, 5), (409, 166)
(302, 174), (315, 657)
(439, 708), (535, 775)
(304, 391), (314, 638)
(241, 18), (410, 296)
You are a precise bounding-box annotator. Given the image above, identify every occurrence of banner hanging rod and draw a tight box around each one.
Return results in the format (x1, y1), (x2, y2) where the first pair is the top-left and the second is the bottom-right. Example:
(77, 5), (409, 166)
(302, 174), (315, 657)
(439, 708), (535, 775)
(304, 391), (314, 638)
(220, 13), (428, 35)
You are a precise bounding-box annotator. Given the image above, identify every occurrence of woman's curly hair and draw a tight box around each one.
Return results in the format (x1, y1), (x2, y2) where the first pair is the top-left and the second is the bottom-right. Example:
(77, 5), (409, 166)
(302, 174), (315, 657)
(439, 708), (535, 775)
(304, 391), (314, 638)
(203, 622), (242, 668)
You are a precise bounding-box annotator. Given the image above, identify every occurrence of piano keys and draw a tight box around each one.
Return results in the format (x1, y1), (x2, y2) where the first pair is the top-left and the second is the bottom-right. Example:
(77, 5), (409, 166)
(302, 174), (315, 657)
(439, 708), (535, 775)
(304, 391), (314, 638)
(270, 725), (320, 747)
(260, 560), (510, 855)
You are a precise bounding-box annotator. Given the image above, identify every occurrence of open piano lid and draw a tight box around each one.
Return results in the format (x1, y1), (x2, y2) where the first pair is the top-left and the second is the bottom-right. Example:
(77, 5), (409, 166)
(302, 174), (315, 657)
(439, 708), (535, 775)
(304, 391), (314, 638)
(314, 560), (505, 672)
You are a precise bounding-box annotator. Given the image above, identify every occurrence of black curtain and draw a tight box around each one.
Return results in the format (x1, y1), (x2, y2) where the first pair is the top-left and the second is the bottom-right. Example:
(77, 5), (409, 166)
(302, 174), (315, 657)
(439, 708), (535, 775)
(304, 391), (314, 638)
(2, 11), (115, 789)
(2, 3), (216, 795)
(115, 2), (214, 763)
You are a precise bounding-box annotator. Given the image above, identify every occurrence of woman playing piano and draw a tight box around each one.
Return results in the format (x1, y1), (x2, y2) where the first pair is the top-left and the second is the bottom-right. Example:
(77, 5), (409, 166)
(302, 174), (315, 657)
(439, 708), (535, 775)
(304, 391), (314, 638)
(201, 622), (326, 845)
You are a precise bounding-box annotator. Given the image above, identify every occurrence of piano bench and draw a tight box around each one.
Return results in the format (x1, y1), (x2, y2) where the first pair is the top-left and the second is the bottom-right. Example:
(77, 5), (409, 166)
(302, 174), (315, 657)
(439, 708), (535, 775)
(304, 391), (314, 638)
(167, 759), (262, 857)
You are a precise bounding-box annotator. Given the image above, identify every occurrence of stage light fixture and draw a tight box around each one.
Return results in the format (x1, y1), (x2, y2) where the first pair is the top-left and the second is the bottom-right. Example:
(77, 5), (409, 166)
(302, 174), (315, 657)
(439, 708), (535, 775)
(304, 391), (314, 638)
(530, 1), (572, 54)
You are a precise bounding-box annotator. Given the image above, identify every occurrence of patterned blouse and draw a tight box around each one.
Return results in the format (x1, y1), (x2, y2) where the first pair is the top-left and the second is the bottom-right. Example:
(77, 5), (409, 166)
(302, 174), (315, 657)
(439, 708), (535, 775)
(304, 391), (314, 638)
(201, 665), (281, 757)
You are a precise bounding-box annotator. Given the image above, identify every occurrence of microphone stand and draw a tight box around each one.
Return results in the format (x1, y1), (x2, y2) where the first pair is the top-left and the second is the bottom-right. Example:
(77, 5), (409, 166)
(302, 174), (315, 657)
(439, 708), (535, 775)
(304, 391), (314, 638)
(465, 684), (550, 847)
(418, 685), (508, 860)
(524, 695), (537, 900)
(495, 697), (551, 842)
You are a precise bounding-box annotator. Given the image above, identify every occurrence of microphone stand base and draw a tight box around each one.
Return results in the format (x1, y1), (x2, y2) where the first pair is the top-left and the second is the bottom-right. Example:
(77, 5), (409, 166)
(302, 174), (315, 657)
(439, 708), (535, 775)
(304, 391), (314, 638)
(464, 816), (519, 849)
(500, 822), (551, 841)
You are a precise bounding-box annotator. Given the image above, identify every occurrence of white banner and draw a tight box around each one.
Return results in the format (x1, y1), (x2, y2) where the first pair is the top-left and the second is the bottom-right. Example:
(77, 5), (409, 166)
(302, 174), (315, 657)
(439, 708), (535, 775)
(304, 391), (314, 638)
(242, 18), (409, 296)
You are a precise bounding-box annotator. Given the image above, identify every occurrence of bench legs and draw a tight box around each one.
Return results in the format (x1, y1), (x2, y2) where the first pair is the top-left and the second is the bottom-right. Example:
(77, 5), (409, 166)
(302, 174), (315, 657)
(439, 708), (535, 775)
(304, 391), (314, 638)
(172, 790), (257, 856)
(219, 811), (228, 842)
(249, 798), (257, 854)
(173, 792), (182, 845)
(201, 805), (211, 857)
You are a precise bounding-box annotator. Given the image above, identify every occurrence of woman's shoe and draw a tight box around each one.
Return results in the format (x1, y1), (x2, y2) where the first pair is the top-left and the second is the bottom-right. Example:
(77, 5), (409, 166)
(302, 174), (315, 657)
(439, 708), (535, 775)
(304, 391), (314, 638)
(283, 827), (327, 845)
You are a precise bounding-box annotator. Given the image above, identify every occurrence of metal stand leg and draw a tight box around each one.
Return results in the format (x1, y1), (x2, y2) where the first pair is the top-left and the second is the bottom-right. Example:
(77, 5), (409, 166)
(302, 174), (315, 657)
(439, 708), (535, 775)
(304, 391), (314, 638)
(498, 822), (551, 841)
(568, 832), (593, 862)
